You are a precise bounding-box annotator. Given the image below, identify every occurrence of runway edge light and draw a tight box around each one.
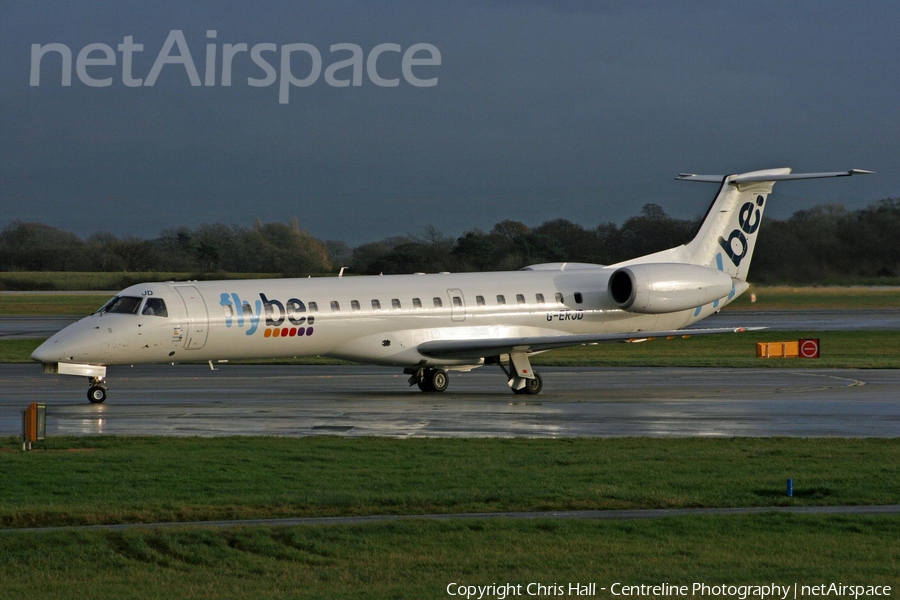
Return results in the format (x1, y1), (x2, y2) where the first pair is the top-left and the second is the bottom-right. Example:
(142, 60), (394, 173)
(22, 403), (46, 452)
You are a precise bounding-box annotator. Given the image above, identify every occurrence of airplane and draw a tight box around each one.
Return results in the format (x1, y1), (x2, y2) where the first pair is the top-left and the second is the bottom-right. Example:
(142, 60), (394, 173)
(32, 167), (872, 403)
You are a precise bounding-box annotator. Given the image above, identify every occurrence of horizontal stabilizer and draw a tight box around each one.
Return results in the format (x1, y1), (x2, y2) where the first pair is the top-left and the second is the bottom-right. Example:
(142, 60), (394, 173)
(676, 173), (726, 183)
(418, 327), (764, 361)
(677, 169), (874, 184)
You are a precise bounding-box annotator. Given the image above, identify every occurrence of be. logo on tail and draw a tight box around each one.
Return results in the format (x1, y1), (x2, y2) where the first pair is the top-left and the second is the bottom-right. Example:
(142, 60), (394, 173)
(718, 195), (764, 266)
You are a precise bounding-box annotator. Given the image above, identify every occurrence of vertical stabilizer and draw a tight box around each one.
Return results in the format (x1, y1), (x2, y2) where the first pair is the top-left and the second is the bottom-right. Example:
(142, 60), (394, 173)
(676, 168), (873, 282)
(683, 168), (788, 281)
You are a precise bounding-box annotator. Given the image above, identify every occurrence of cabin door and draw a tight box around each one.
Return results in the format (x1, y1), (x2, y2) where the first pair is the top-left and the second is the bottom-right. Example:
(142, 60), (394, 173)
(175, 285), (209, 349)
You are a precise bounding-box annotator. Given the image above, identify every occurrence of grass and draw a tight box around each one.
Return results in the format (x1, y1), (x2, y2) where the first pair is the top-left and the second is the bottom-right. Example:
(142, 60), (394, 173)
(1, 515), (898, 599)
(1, 437), (898, 597)
(1, 437), (898, 529)
(0, 339), (43, 362)
(728, 285), (900, 309)
(0, 293), (111, 316)
(0, 271), (288, 292)
(532, 329), (900, 368)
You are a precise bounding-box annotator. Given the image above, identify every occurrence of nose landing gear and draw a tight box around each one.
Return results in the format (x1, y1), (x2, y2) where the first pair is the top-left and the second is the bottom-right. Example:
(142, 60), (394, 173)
(87, 377), (108, 404)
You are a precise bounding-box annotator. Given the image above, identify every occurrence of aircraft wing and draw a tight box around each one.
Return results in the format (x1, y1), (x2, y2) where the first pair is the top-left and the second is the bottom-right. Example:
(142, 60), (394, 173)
(417, 327), (762, 360)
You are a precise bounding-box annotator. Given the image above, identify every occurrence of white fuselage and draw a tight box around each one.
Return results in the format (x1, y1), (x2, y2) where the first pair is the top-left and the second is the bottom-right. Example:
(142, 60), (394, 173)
(32, 265), (726, 370)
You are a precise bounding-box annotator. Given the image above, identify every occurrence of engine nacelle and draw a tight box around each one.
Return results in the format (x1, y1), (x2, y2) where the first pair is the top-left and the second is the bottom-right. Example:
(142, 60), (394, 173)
(608, 263), (735, 314)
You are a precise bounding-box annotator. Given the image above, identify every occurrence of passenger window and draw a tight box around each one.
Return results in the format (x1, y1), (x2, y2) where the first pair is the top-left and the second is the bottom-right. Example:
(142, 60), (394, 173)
(516, 294), (526, 305)
(142, 298), (168, 317)
(413, 298), (422, 309)
(309, 302), (318, 313)
(223, 304), (235, 318)
(331, 301), (340, 312)
(372, 299), (381, 310)
(496, 295), (506, 305)
(535, 293), (545, 304)
(433, 297), (443, 308)
(574, 292), (584, 304)
(351, 300), (361, 312)
(452, 296), (463, 308)
(555, 292), (564, 304)
(103, 296), (142, 315)
(392, 298), (401, 309)
(476, 295), (485, 306)
(242, 301), (253, 315)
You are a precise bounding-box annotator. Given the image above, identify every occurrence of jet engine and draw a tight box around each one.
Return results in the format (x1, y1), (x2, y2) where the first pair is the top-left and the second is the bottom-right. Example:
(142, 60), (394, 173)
(608, 263), (734, 314)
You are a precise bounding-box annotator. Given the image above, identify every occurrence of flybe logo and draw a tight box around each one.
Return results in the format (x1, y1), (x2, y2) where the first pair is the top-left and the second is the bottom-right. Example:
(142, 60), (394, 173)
(219, 293), (315, 337)
(718, 195), (764, 267)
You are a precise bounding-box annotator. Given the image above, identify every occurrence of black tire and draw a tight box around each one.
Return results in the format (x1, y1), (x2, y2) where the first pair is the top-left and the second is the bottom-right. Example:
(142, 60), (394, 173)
(522, 372), (543, 395)
(417, 378), (434, 392)
(430, 369), (449, 393)
(88, 385), (107, 404)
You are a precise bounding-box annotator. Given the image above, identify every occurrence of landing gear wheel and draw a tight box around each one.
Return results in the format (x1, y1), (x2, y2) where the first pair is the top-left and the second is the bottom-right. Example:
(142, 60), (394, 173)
(416, 368), (448, 393)
(87, 385), (107, 404)
(510, 372), (543, 395)
(522, 372), (543, 395)
(430, 369), (449, 393)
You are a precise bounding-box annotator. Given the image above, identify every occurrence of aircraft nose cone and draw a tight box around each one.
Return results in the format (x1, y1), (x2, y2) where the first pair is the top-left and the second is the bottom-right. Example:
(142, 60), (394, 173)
(31, 338), (62, 364)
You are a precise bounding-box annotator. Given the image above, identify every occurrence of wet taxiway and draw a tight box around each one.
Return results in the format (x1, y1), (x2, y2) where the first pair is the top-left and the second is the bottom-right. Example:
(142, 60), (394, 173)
(2, 364), (898, 437)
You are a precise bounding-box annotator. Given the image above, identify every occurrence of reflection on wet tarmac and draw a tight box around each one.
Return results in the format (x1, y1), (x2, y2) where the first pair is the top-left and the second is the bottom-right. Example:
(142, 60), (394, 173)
(2, 364), (898, 438)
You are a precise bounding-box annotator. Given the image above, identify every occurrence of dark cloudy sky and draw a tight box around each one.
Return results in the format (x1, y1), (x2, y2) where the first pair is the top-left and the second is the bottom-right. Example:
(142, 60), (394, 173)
(1, 1), (897, 245)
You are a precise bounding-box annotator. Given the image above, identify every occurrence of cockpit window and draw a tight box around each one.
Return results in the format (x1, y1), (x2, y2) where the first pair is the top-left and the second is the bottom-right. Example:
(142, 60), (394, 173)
(142, 298), (168, 317)
(99, 296), (142, 315)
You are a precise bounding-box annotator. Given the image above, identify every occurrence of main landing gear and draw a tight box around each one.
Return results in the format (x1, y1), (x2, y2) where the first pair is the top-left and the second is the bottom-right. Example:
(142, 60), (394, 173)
(407, 367), (450, 393)
(87, 376), (108, 404)
(405, 356), (544, 395)
(511, 372), (543, 395)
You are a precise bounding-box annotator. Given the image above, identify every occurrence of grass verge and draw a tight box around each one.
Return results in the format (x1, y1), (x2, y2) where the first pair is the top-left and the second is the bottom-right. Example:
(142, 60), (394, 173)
(0, 294), (111, 316)
(0, 271), (287, 292)
(726, 285), (900, 309)
(1, 437), (898, 529)
(2, 515), (898, 599)
(531, 329), (900, 368)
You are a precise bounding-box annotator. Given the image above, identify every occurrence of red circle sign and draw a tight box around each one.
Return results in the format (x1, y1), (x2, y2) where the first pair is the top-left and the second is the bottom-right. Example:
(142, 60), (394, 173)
(799, 338), (820, 359)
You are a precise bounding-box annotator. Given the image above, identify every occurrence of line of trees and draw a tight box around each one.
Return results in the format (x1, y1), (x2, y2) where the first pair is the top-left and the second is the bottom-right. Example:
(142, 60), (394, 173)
(2, 199), (899, 284)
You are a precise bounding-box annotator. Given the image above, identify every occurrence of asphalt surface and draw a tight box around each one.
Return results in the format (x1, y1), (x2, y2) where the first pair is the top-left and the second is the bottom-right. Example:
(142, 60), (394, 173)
(2, 364), (898, 437)
(0, 316), (78, 339)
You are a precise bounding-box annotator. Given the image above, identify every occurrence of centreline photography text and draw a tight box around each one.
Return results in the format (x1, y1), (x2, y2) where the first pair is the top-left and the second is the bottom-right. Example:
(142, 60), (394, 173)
(445, 582), (893, 599)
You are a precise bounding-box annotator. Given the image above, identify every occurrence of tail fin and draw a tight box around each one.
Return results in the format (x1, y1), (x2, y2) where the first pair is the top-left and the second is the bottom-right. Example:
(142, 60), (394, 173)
(679, 168), (873, 281)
